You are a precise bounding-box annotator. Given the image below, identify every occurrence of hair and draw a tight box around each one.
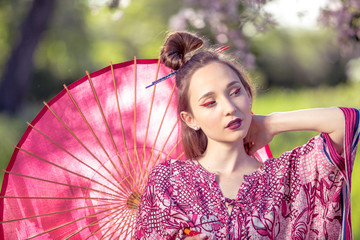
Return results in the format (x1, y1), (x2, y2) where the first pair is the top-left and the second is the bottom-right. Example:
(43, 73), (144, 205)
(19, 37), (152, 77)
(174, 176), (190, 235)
(160, 32), (254, 159)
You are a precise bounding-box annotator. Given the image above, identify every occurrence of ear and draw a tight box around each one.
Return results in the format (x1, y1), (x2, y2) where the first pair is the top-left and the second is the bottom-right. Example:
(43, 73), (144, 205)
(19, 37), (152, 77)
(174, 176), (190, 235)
(180, 111), (197, 129)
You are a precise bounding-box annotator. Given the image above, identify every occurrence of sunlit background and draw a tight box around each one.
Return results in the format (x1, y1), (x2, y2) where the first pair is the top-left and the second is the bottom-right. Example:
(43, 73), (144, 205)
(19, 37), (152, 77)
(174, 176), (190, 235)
(0, 0), (359, 237)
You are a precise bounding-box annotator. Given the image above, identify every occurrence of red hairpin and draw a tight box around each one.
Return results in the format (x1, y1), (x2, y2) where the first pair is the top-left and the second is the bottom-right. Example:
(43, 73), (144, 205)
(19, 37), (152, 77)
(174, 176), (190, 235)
(214, 45), (230, 53)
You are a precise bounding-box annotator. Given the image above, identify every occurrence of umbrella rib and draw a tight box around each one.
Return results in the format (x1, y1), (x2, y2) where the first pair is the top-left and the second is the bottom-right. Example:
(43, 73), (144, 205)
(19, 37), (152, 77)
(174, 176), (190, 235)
(111, 208), (134, 238)
(3, 170), (122, 199)
(110, 62), (133, 167)
(137, 81), (177, 187)
(108, 209), (135, 239)
(166, 138), (184, 160)
(110, 61), (141, 194)
(154, 120), (179, 164)
(62, 207), (123, 240)
(132, 57), (142, 181)
(0, 203), (114, 224)
(0, 195), (119, 201)
(104, 213), (127, 239)
(175, 151), (185, 160)
(86, 71), (139, 193)
(14, 145), (124, 197)
(141, 58), (161, 162)
(148, 82), (176, 161)
(43, 101), (125, 189)
(25, 205), (120, 240)
(64, 82), (138, 194)
(24, 122), (124, 193)
(85, 208), (125, 240)
(137, 121), (179, 190)
(84, 217), (115, 240)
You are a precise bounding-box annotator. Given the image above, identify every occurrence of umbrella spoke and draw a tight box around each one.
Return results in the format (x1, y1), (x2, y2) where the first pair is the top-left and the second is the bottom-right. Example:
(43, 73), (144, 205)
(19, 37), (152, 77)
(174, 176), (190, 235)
(166, 138), (183, 160)
(62, 207), (123, 240)
(64, 83), (137, 193)
(110, 210), (136, 239)
(111, 62), (133, 170)
(0, 203), (115, 224)
(138, 82), (177, 187)
(25, 205), (120, 240)
(24, 122), (124, 193)
(110, 61), (142, 194)
(84, 217), (115, 240)
(0, 196), (119, 201)
(104, 212), (127, 239)
(141, 58), (161, 163)
(149, 82), (177, 160)
(115, 207), (137, 237)
(86, 208), (127, 240)
(137, 120), (181, 191)
(3, 170), (123, 199)
(86, 71), (141, 194)
(155, 120), (179, 164)
(13, 145), (123, 197)
(132, 57), (142, 182)
(43, 101), (127, 191)
(175, 151), (185, 160)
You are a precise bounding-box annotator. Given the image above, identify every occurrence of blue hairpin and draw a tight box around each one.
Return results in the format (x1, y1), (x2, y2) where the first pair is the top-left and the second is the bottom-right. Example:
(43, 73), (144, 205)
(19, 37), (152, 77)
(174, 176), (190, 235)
(145, 45), (230, 89)
(145, 70), (178, 89)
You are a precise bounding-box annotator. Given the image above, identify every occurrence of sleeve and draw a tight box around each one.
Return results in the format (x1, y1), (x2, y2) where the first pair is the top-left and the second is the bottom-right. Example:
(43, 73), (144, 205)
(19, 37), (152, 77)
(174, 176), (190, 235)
(134, 162), (190, 240)
(322, 107), (360, 240)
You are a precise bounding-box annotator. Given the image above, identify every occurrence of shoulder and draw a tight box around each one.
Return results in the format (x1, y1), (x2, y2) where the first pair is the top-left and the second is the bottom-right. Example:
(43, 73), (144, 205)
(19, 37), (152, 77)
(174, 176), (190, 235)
(275, 136), (319, 162)
(269, 136), (326, 172)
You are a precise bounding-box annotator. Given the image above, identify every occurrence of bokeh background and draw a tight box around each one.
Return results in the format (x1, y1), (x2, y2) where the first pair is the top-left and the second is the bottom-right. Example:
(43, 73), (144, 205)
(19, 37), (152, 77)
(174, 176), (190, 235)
(0, 0), (359, 237)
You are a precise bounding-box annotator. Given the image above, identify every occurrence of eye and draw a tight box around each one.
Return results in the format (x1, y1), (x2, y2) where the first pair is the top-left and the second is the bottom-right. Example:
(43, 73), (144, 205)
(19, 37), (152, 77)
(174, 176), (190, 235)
(200, 101), (216, 107)
(231, 87), (242, 96)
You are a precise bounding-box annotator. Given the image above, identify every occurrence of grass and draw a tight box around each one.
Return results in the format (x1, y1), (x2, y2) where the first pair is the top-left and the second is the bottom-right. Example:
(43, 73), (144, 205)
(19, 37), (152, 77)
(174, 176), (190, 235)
(0, 82), (360, 237)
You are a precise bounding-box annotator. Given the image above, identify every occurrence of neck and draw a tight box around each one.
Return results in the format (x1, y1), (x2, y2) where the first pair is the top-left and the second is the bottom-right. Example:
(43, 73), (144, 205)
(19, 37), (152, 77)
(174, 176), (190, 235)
(197, 138), (255, 175)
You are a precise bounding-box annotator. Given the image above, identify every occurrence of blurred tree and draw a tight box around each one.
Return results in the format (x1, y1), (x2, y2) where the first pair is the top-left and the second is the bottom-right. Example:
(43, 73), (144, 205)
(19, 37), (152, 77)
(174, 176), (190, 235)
(0, 0), (57, 114)
(319, 0), (360, 51)
(30, 0), (93, 102)
(169, 0), (360, 70)
(252, 29), (348, 88)
(169, 0), (276, 69)
(0, 0), (181, 114)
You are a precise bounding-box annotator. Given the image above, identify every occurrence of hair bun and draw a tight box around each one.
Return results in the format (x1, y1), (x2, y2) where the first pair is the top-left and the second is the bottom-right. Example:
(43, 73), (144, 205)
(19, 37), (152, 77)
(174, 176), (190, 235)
(160, 32), (204, 70)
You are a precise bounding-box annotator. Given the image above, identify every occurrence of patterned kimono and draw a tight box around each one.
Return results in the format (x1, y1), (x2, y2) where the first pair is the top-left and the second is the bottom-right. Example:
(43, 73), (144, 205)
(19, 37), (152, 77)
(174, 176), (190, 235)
(135, 107), (359, 239)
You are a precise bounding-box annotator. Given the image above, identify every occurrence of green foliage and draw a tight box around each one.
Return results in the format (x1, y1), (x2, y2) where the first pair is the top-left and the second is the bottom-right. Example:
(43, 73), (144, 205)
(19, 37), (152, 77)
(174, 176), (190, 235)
(0, 114), (24, 188)
(0, 0), (181, 104)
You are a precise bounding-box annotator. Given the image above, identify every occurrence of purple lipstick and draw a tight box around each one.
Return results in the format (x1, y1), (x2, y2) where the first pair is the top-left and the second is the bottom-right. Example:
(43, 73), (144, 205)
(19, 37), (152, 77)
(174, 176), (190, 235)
(226, 118), (242, 130)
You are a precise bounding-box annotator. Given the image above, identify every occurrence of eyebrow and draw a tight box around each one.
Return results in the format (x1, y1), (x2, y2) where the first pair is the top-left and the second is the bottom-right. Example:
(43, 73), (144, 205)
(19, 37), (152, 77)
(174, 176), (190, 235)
(198, 81), (241, 102)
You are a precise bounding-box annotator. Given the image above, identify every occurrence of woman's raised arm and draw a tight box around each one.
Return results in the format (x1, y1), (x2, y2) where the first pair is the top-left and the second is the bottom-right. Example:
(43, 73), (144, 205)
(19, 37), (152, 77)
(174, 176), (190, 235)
(245, 107), (345, 156)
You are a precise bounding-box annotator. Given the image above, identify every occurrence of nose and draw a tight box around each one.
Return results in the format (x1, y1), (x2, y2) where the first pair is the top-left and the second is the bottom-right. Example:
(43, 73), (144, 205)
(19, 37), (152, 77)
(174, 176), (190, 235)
(222, 96), (236, 116)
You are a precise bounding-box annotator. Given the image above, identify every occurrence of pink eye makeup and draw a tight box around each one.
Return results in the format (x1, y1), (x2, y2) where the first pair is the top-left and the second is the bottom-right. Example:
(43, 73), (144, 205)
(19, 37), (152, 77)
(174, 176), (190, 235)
(200, 101), (215, 107)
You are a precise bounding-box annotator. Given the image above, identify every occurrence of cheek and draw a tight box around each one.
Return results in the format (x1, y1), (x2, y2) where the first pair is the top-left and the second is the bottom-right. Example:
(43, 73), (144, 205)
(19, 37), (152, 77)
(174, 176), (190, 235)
(192, 108), (221, 128)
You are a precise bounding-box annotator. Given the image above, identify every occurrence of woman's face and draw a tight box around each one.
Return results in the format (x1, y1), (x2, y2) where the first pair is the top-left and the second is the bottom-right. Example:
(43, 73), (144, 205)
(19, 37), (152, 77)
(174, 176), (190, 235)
(181, 62), (252, 145)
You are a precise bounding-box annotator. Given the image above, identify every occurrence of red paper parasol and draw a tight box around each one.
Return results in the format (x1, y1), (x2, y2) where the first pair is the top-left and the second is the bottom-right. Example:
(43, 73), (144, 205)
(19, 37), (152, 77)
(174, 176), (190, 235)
(0, 58), (272, 239)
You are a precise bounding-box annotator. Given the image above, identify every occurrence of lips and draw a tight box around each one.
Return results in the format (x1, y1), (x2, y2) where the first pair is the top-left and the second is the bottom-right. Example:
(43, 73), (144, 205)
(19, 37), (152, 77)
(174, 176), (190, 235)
(226, 118), (242, 130)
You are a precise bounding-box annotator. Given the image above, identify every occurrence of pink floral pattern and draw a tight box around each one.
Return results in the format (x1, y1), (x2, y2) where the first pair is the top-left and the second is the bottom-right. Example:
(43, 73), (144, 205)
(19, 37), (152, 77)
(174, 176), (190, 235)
(135, 108), (359, 239)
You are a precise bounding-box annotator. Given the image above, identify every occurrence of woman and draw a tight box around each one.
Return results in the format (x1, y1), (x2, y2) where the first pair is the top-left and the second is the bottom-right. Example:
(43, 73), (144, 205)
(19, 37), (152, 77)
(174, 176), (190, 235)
(135, 32), (360, 239)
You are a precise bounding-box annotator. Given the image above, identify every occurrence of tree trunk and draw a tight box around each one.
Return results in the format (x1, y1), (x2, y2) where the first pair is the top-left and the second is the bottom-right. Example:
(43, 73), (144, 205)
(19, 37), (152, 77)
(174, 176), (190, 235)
(0, 0), (56, 114)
